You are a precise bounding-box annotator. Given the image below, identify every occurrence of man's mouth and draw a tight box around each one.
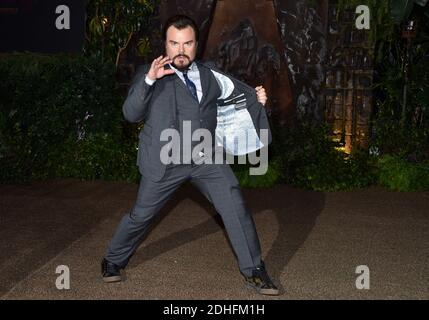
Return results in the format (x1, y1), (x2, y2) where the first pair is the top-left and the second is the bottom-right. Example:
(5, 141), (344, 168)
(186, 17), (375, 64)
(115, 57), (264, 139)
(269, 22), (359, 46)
(175, 55), (189, 62)
(171, 55), (192, 71)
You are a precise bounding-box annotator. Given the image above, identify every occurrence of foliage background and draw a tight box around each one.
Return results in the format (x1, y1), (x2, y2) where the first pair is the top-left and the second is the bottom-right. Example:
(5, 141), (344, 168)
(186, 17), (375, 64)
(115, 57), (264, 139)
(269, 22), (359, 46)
(0, 0), (428, 191)
(0, 54), (139, 182)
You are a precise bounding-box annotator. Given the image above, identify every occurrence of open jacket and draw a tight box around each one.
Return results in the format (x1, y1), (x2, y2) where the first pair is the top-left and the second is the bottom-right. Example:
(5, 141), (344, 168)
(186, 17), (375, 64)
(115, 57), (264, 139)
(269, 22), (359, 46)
(122, 60), (272, 182)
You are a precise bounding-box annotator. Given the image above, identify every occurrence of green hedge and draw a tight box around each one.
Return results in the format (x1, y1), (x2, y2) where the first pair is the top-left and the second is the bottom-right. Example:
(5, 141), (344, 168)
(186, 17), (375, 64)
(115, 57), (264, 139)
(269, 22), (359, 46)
(377, 154), (429, 191)
(270, 120), (378, 191)
(231, 156), (283, 188)
(0, 53), (138, 182)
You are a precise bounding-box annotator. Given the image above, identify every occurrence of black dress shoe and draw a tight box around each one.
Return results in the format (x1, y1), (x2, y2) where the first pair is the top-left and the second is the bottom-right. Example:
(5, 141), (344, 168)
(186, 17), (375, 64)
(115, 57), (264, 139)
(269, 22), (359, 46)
(244, 261), (280, 296)
(101, 258), (122, 283)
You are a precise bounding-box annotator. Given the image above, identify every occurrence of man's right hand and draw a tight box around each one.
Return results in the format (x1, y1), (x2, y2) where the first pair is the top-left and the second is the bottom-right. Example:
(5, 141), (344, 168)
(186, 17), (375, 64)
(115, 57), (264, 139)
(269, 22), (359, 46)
(147, 55), (175, 81)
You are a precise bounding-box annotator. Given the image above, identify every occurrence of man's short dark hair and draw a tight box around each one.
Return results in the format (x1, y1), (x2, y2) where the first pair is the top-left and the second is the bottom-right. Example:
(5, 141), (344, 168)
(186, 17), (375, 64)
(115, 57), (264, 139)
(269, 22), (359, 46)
(162, 14), (199, 42)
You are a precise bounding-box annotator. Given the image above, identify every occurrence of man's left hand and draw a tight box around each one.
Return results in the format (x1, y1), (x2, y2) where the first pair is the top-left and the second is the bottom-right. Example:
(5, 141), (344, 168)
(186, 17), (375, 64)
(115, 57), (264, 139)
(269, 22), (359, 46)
(255, 86), (267, 106)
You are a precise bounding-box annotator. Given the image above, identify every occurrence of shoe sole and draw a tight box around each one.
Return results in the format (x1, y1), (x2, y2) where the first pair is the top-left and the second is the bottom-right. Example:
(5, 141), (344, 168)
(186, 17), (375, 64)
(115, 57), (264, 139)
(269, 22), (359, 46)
(259, 288), (280, 296)
(102, 275), (122, 283)
(246, 283), (280, 296)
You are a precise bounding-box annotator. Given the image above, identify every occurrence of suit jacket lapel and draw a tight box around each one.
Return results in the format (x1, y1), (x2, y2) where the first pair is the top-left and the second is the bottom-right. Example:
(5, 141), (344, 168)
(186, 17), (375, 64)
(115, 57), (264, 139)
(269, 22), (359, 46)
(162, 75), (178, 125)
(173, 73), (188, 94)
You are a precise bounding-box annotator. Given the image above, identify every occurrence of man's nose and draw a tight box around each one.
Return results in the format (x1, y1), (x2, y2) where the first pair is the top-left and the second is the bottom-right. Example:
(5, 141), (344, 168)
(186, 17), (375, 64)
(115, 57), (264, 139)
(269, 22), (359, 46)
(178, 45), (185, 53)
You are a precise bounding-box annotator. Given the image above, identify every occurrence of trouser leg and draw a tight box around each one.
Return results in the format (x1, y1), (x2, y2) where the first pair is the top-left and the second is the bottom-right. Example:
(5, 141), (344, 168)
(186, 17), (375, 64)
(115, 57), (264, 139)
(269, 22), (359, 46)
(105, 165), (190, 268)
(190, 163), (262, 276)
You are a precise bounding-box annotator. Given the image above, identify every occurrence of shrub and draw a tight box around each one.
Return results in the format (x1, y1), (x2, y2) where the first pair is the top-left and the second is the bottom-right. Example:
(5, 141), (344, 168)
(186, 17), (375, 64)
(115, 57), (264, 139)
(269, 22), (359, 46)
(231, 156), (283, 188)
(377, 154), (429, 191)
(270, 119), (377, 191)
(0, 53), (138, 182)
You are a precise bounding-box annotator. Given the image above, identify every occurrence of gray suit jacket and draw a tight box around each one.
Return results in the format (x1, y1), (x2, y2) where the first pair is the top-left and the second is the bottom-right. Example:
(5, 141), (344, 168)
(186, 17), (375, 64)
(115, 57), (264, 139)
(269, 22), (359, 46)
(122, 61), (272, 182)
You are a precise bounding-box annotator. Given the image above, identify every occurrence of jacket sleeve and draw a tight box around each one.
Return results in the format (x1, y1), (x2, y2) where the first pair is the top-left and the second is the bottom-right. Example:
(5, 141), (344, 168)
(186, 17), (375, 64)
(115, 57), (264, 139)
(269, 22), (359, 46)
(122, 64), (154, 123)
(252, 100), (273, 145)
(232, 77), (273, 146)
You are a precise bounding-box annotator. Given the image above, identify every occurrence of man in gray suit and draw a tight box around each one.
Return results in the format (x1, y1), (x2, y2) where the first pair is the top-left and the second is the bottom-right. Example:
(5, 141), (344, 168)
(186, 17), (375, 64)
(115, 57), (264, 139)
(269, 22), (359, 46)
(101, 15), (279, 296)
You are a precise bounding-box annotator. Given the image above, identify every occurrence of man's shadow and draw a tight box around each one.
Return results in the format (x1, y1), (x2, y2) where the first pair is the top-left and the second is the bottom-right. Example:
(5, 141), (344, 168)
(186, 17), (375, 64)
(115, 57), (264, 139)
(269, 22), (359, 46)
(127, 181), (325, 284)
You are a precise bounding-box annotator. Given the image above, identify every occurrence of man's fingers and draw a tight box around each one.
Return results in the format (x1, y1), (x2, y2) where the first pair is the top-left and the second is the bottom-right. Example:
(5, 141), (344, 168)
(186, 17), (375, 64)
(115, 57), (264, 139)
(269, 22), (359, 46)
(160, 55), (171, 62)
(157, 56), (168, 65)
(159, 57), (172, 66)
(154, 56), (172, 69)
(163, 69), (175, 75)
(151, 56), (162, 69)
(256, 85), (267, 106)
(153, 55), (165, 65)
(158, 56), (172, 67)
(156, 61), (172, 72)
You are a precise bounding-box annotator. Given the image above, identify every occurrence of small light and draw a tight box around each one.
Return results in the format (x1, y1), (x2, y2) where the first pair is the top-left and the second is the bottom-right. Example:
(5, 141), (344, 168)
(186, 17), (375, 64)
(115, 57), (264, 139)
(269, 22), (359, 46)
(402, 20), (417, 38)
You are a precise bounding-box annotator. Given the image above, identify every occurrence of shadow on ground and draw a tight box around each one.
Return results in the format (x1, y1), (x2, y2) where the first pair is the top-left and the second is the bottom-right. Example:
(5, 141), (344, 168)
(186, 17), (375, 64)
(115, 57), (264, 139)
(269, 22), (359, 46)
(126, 182), (325, 288)
(1, 179), (324, 296)
(0, 179), (137, 296)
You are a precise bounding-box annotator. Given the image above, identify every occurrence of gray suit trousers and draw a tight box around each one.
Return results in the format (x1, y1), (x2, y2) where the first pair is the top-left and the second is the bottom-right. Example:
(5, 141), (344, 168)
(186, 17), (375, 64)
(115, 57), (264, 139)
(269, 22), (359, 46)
(105, 163), (262, 276)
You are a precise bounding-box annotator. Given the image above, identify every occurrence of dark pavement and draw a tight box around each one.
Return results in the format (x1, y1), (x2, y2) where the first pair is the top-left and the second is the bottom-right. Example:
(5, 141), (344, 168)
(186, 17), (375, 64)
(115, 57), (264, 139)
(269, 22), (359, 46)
(0, 179), (427, 299)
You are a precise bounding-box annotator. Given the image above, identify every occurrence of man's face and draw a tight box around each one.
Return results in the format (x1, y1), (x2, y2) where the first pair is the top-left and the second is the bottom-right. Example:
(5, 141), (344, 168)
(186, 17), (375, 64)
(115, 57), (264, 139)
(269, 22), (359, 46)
(165, 25), (198, 71)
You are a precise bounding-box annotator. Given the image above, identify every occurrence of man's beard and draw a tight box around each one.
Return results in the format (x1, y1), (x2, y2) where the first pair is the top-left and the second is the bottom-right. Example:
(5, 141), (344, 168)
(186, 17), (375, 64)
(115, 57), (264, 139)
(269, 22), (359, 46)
(171, 54), (193, 71)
